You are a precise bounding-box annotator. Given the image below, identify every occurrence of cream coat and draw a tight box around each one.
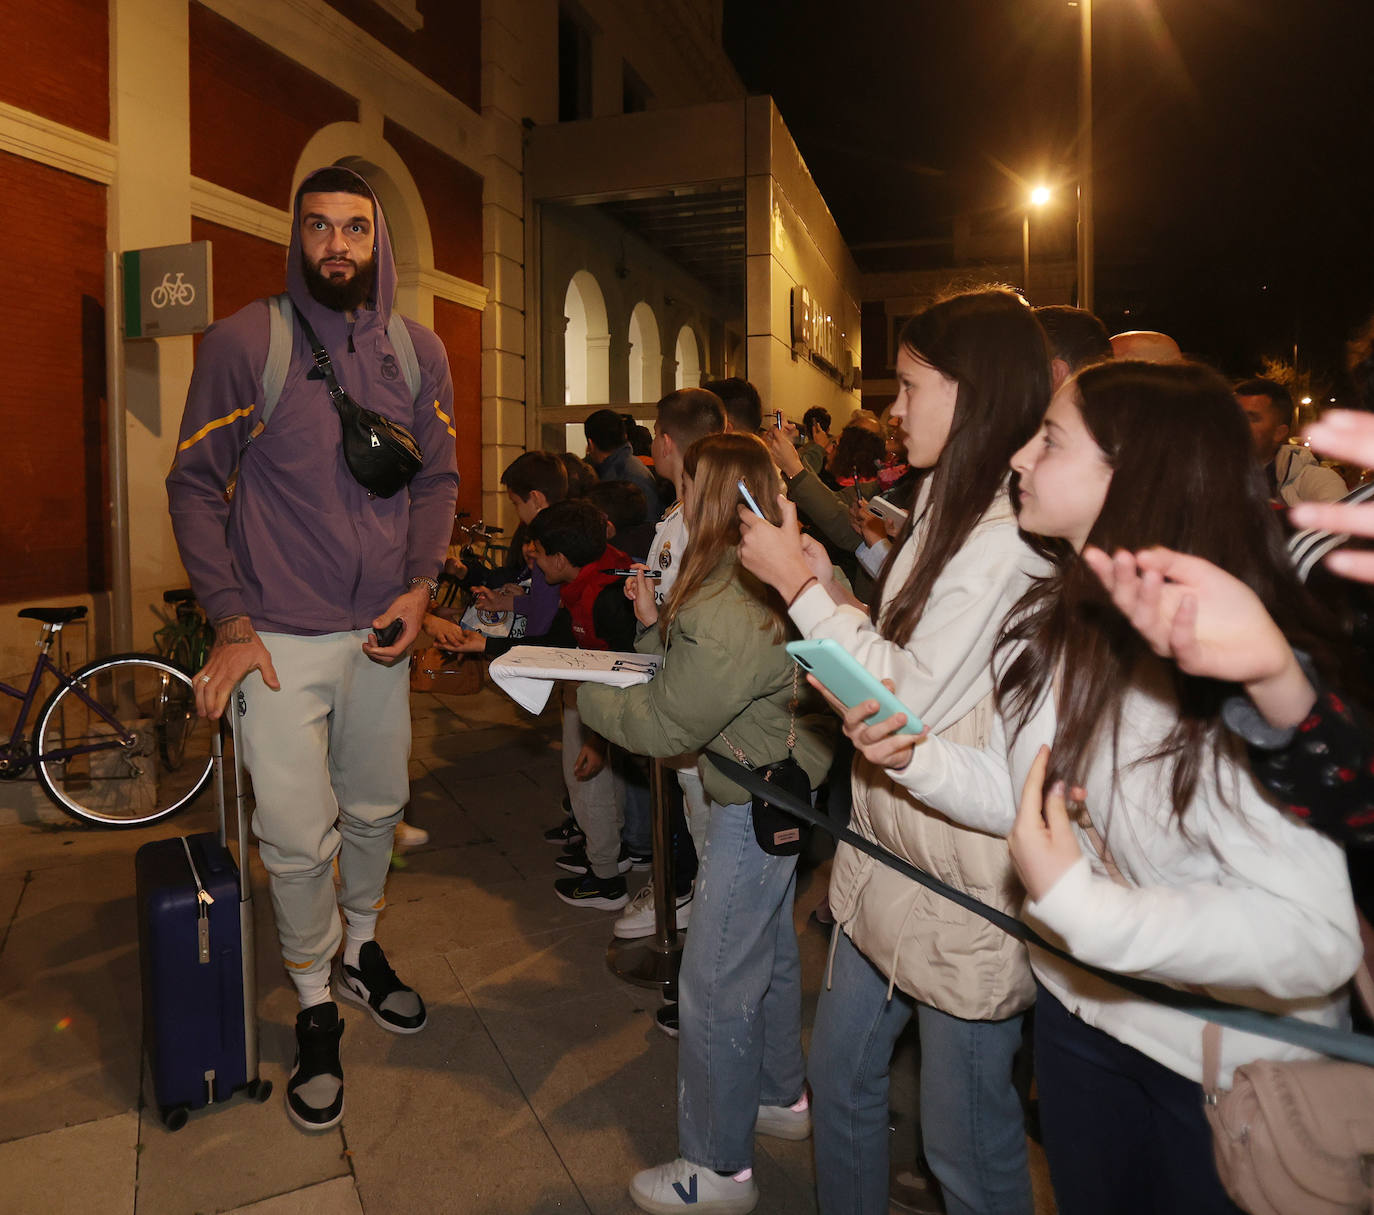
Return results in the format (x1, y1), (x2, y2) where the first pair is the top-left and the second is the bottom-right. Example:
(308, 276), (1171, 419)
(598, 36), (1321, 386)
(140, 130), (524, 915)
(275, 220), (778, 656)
(789, 486), (1050, 1020)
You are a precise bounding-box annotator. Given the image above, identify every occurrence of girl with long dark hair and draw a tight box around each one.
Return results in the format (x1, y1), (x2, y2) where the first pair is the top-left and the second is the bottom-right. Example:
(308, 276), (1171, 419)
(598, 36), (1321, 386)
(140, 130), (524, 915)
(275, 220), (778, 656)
(579, 433), (834, 1215)
(838, 360), (1361, 1214)
(740, 286), (1052, 1215)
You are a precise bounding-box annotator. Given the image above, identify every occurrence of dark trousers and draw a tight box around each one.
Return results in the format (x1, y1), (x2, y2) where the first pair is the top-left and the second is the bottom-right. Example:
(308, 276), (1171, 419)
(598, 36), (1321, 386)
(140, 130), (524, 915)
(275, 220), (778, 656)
(1034, 984), (1243, 1215)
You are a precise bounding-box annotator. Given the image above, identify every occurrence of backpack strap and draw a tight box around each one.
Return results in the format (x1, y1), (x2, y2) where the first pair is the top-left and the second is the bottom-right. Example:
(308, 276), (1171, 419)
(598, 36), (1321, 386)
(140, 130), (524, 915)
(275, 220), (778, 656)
(261, 293), (295, 425)
(386, 310), (422, 403)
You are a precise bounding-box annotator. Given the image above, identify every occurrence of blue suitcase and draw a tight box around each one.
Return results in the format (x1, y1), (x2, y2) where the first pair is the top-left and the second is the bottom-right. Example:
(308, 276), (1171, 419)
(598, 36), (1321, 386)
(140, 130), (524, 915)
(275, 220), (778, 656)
(135, 699), (271, 1129)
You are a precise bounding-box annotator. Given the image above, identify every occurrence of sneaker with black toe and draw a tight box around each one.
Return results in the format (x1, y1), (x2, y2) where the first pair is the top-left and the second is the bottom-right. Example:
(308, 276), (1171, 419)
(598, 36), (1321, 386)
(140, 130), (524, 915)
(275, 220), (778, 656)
(554, 872), (629, 909)
(337, 941), (427, 1034)
(556, 843), (633, 875)
(543, 814), (584, 847)
(286, 1001), (345, 1132)
(629, 1158), (758, 1214)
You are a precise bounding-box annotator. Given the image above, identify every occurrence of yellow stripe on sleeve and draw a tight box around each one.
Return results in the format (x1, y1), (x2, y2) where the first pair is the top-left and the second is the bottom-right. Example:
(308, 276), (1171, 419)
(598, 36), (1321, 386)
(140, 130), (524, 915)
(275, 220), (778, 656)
(433, 399), (456, 438)
(177, 404), (257, 453)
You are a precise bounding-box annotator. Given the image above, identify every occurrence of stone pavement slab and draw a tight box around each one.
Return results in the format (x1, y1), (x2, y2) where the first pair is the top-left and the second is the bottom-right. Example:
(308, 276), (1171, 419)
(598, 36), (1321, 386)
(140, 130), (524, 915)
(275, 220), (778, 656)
(0, 856), (144, 1141)
(0, 1110), (138, 1215)
(342, 953), (589, 1215)
(223, 1176), (364, 1215)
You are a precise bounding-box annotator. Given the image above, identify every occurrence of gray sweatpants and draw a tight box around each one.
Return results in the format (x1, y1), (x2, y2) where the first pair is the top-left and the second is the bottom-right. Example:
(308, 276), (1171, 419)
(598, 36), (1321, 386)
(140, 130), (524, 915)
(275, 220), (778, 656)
(238, 631), (410, 981)
(560, 696), (624, 879)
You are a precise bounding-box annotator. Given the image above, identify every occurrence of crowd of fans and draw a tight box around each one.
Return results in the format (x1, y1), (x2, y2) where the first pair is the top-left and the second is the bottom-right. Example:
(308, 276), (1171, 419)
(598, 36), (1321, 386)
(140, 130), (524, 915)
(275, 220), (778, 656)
(417, 287), (1374, 1215)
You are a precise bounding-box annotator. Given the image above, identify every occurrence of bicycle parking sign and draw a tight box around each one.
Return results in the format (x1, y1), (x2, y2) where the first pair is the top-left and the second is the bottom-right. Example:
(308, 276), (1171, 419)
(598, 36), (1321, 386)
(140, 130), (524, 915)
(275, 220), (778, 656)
(122, 240), (212, 338)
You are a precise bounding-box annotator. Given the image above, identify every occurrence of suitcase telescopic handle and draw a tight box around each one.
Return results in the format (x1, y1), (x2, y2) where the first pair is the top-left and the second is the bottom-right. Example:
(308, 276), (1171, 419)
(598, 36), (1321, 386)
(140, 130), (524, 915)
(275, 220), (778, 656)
(213, 686), (252, 905)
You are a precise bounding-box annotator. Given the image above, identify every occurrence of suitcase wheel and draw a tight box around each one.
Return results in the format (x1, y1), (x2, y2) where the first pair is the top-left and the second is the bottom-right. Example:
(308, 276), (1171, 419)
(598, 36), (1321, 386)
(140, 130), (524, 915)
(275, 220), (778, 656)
(162, 1105), (190, 1132)
(245, 1078), (274, 1103)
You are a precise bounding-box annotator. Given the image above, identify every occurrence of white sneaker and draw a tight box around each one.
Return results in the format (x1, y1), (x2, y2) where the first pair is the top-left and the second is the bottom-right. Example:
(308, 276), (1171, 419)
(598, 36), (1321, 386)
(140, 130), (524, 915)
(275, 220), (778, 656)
(754, 1091), (811, 1140)
(394, 821), (429, 849)
(614, 882), (693, 939)
(629, 1158), (758, 1214)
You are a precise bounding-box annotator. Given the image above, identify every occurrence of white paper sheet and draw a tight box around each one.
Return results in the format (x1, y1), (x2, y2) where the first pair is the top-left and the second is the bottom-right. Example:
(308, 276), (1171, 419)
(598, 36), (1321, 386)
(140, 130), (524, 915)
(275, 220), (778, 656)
(488, 646), (661, 714)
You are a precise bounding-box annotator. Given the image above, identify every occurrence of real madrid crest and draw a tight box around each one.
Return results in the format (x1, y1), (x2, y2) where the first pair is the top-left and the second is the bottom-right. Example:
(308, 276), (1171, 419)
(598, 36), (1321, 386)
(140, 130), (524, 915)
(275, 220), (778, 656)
(659, 541), (673, 570)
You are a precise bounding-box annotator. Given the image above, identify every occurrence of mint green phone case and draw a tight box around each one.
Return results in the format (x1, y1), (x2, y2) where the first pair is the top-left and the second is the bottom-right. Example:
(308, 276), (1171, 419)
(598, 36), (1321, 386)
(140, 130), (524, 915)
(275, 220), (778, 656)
(786, 639), (925, 736)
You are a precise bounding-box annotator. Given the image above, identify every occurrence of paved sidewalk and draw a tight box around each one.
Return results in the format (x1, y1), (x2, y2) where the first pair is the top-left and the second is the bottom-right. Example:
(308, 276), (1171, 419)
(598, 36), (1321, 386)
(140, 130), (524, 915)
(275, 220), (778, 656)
(0, 683), (1052, 1215)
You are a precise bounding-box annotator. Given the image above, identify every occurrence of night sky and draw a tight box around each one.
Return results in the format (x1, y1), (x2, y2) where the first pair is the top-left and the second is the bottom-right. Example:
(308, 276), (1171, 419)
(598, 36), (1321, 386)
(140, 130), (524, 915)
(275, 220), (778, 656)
(723, 0), (1374, 392)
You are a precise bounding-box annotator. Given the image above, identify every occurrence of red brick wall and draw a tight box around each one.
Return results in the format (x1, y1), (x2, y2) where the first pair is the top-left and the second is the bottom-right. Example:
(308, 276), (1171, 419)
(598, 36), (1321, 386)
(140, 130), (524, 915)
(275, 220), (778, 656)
(321, 0), (480, 113)
(191, 220), (287, 323)
(1, 153), (108, 601)
(189, 2), (356, 209)
(0, 0), (109, 139)
(384, 120), (484, 284)
(431, 300), (482, 518)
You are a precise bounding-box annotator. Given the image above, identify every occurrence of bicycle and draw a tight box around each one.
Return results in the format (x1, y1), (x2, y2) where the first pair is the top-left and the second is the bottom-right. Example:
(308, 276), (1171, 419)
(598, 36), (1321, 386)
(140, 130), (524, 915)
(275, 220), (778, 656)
(0, 606), (214, 828)
(153, 588), (215, 676)
(436, 513), (509, 608)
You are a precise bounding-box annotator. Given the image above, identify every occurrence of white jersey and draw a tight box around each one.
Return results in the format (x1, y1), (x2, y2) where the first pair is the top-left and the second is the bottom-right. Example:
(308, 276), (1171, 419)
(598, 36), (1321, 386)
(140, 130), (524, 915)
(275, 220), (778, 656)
(648, 503), (688, 606)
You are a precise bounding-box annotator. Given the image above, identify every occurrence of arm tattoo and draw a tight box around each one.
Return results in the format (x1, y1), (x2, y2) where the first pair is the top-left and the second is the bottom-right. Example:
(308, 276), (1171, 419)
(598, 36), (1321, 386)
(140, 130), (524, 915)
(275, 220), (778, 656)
(213, 615), (257, 646)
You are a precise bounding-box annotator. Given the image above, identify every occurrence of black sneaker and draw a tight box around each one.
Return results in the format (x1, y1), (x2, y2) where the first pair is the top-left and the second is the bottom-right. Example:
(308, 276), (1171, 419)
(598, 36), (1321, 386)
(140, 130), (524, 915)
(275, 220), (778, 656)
(555, 843), (633, 875)
(542, 814), (584, 847)
(654, 1002), (679, 1039)
(286, 1002), (345, 1131)
(625, 846), (652, 872)
(554, 872), (629, 910)
(337, 941), (427, 1034)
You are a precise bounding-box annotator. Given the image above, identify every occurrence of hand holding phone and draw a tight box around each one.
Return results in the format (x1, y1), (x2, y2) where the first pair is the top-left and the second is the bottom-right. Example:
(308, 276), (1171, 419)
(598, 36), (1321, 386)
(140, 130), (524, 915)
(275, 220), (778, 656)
(786, 639), (925, 735)
(738, 478), (766, 518)
(373, 617), (404, 648)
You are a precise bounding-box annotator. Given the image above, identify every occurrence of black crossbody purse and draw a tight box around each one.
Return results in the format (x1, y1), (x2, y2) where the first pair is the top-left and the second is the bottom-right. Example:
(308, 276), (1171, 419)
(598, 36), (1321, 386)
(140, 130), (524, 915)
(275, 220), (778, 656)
(295, 310), (423, 498)
(718, 667), (812, 857)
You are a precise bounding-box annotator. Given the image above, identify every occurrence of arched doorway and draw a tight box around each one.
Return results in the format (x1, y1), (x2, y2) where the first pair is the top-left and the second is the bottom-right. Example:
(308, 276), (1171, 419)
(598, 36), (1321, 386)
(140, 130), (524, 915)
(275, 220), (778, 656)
(565, 270), (610, 406)
(674, 324), (701, 390)
(628, 301), (661, 404)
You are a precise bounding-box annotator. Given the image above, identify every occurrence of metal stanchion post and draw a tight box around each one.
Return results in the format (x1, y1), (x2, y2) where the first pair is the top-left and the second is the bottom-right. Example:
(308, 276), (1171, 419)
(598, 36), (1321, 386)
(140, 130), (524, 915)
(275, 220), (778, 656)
(607, 758), (683, 989)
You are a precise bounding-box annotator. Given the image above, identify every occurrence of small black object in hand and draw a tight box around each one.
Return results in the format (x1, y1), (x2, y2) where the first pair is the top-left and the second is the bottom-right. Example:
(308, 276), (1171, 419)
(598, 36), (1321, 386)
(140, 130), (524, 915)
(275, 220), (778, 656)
(373, 618), (404, 647)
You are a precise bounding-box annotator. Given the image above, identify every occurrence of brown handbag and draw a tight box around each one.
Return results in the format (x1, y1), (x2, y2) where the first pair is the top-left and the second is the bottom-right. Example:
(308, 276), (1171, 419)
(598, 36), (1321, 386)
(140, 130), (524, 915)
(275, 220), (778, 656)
(1201, 912), (1374, 1215)
(409, 647), (484, 696)
(1084, 826), (1374, 1215)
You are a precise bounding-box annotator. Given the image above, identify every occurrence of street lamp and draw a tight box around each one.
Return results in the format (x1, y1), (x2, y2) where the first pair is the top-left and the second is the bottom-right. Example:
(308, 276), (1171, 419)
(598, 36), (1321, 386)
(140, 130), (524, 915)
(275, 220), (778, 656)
(1023, 186), (1051, 295)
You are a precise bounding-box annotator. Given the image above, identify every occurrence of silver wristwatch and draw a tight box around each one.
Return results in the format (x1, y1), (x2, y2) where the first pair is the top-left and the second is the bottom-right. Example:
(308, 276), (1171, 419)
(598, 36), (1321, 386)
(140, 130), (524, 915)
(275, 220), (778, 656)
(408, 576), (439, 601)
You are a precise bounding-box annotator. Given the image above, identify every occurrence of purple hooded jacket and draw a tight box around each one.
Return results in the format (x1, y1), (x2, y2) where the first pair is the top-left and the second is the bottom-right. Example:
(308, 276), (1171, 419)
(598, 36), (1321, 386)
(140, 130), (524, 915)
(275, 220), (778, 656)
(167, 168), (460, 636)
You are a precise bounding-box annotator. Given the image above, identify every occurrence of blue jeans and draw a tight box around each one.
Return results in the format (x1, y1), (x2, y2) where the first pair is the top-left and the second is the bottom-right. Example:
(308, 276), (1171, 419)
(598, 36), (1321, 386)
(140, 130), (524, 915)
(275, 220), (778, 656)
(677, 801), (804, 1173)
(809, 928), (1033, 1215)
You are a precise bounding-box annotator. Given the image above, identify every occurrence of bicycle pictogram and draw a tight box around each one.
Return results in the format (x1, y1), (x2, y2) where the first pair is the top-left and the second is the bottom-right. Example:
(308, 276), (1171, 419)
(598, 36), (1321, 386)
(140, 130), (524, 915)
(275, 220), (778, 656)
(150, 272), (196, 309)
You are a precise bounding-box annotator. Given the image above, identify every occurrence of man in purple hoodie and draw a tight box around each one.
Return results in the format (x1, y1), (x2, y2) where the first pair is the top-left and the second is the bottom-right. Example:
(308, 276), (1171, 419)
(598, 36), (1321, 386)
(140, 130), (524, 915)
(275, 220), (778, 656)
(167, 166), (459, 1132)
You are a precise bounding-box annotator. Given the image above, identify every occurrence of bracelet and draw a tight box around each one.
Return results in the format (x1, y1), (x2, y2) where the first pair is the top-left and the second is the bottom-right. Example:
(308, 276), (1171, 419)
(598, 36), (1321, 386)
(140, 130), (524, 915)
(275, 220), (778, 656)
(786, 576), (818, 608)
(408, 576), (438, 602)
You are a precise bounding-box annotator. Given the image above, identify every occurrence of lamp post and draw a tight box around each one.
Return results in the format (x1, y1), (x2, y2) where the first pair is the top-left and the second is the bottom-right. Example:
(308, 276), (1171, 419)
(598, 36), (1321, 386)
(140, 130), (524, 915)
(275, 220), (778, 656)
(1077, 0), (1094, 312)
(1023, 185), (1051, 296)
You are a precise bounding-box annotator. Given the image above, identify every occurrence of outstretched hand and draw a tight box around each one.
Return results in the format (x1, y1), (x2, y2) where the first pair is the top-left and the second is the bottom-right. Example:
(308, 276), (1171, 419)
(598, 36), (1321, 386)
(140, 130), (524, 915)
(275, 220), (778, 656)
(1008, 745), (1086, 902)
(1082, 545), (1315, 727)
(1291, 410), (1374, 584)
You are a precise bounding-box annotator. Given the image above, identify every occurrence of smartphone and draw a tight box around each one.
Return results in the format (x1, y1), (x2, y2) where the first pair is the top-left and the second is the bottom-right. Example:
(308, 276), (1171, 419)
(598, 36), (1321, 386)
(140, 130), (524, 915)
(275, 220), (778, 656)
(737, 478), (765, 518)
(606, 568), (663, 580)
(868, 495), (910, 527)
(373, 617), (404, 647)
(786, 638), (925, 735)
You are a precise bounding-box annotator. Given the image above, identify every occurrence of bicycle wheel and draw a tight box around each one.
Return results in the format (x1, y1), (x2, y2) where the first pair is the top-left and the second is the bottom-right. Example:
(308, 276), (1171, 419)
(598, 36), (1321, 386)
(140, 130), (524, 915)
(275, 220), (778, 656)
(33, 655), (214, 828)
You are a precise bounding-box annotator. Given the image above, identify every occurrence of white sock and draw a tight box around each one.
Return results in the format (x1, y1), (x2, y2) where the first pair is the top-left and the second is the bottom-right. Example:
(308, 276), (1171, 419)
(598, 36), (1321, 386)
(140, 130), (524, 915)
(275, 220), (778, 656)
(342, 909), (377, 970)
(291, 968), (333, 1011)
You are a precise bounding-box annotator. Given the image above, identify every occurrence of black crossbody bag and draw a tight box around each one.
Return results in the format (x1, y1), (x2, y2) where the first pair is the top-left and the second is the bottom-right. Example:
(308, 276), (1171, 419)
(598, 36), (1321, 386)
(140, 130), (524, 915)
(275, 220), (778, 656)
(295, 310), (423, 498)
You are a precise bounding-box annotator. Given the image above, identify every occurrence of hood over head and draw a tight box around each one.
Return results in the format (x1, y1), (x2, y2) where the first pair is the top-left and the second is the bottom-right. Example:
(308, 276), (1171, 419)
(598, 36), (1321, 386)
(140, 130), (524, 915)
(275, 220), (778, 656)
(287, 165), (398, 339)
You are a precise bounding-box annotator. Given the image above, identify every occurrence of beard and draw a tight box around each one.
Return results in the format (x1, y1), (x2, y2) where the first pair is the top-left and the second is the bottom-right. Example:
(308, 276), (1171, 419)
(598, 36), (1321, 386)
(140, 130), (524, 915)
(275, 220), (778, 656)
(302, 251), (377, 312)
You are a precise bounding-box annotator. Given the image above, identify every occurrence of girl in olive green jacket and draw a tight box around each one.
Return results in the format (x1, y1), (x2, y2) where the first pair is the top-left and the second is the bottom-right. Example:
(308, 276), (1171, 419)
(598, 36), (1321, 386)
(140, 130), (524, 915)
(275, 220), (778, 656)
(580, 433), (833, 1215)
